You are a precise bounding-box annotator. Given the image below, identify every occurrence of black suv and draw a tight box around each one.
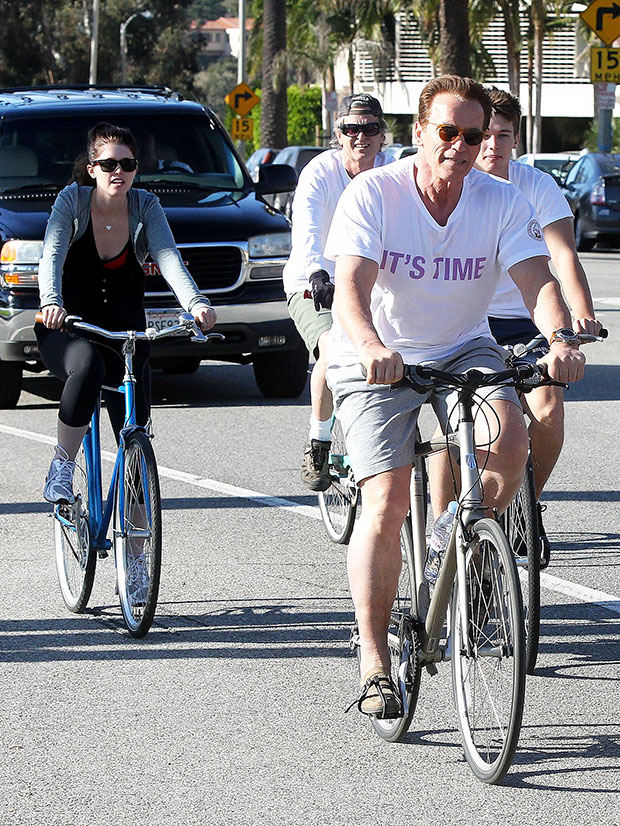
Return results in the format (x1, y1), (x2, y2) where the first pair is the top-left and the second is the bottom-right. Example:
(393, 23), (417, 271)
(0, 85), (303, 407)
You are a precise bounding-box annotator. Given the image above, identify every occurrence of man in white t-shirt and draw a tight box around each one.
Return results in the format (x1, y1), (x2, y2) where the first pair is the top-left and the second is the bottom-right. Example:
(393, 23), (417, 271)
(480, 87), (601, 558)
(283, 94), (387, 491)
(324, 75), (585, 718)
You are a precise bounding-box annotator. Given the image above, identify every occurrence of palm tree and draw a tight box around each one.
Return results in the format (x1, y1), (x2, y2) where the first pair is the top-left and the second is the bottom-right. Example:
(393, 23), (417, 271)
(261, 0), (287, 148)
(438, 0), (471, 76)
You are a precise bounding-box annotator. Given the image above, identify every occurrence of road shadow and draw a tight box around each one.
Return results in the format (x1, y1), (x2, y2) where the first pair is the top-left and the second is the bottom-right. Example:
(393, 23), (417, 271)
(20, 363), (311, 410)
(0, 597), (356, 664)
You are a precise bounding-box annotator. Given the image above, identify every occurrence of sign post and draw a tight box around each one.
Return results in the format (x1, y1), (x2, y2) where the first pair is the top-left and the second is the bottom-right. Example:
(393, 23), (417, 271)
(582, 1), (620, 151)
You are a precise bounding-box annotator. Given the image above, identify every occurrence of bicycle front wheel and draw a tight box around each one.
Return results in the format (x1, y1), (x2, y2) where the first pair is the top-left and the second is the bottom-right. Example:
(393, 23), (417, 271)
(369, 515), (422, 742)
(451, 518), (525, 784)
(502, 457), (541, 674)
(318, 417), (358, 544)
(114, 430), (162, 638)
(54, 442), (96, 612)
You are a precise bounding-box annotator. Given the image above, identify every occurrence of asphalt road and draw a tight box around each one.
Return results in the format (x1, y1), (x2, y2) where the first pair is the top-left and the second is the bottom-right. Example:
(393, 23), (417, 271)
(1, 253), (619, 825)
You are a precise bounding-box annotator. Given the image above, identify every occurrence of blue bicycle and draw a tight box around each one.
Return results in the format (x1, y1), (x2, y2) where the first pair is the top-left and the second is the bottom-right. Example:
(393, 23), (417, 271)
(42, 312), (221, 637)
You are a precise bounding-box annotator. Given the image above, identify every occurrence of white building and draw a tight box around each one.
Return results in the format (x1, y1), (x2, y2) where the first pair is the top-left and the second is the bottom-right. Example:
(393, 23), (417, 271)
(335, 10), (604, 119)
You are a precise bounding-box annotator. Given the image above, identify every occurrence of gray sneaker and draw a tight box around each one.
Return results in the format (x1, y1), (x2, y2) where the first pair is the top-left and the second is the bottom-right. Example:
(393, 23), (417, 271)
(301, 439), (331, 491)
(43, 446), (76, 504)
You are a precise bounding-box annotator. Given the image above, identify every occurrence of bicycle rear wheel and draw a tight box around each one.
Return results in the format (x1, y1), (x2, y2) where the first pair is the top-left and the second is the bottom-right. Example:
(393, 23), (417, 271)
(114, 430), (162, 638)
(369, 515), (422, 742)
(318, 417), (358, 544)
(54, 442), (96, 612)
(451, 518), (525, 784)
(502, 457), (541, 674)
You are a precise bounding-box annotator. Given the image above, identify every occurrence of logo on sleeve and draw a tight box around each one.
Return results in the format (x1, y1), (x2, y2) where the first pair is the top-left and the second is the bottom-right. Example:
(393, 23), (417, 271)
(527, 219), (543, 241)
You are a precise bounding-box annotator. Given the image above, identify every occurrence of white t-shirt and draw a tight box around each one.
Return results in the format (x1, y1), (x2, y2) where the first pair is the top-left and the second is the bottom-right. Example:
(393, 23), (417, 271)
(282, 149), (387, 295)
(324, 158), (549, 366)
(488, 160), (573, 319)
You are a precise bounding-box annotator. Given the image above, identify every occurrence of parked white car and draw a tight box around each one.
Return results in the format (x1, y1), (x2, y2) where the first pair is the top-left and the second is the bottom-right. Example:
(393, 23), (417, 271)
(515, 152), (579, 184)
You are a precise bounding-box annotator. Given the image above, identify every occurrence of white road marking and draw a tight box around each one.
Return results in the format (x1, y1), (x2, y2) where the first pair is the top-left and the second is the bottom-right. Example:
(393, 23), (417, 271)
(2, 421), (619, 616)
(0, 422), (322, 521)
(594, 296), (620, 306)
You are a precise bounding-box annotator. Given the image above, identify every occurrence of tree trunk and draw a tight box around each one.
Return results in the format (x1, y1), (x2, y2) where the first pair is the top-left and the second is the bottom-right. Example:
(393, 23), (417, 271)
(533, 16), (544, 153)
(500, 0), (521, 95)
(438, 0), (471, 77)
(261, 0), (287, 149)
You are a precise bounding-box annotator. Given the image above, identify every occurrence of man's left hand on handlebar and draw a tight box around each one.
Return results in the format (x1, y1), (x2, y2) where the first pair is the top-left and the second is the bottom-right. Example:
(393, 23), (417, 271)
(193, 304), (217, 332)
(539, 342), (586, 384)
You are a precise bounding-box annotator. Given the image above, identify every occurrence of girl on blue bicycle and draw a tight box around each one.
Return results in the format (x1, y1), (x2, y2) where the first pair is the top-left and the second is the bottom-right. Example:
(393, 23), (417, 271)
(36, 122), (215, 504)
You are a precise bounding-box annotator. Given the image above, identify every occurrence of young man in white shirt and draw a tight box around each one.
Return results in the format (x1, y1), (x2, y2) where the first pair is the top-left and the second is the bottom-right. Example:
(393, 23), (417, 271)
(283, 94), (387, 491)
(479, 87), (601, 556)
(324, 75), (585, 717)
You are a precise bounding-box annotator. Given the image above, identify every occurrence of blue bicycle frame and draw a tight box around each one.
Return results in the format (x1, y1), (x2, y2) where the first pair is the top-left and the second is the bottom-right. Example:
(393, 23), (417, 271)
(78, 338), (152, 555)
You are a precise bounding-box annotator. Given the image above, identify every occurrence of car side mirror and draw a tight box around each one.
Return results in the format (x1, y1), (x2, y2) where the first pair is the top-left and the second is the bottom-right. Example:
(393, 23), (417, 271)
(255, 163), (297, 195)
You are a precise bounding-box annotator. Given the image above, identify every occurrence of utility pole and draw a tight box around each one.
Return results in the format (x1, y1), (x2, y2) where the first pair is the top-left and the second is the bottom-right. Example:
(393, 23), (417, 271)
(238, 0), (246, 84)
(89, 0), (101, 85)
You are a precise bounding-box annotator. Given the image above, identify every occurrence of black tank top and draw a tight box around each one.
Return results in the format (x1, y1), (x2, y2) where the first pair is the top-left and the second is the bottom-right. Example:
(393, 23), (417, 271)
(61, 218), (147, 331)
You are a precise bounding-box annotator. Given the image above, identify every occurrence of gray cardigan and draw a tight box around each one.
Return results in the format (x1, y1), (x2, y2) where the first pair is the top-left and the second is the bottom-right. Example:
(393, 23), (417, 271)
(38, 182), (210, 313)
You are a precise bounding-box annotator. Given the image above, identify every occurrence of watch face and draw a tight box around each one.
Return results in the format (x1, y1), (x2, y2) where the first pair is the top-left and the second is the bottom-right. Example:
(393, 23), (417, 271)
(551, 328), (578, 343)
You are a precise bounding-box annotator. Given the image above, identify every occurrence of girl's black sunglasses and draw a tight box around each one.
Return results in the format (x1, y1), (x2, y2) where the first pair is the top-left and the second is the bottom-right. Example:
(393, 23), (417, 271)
(339, 122), (382, 137)
(91, 158), (139, 173)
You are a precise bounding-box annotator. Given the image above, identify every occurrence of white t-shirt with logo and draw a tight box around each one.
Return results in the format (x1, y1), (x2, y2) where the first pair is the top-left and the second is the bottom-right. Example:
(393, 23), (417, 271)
(324, 158), (549, 366)
(488, 160), (573, 319)
(282, 149), (386, 295)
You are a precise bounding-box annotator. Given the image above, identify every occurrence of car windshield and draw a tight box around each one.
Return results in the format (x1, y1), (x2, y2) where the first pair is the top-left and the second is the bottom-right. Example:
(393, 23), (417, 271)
(599, 156), (620, 174)
(0, 113), (247, 193)
(534, 158), (576, 179)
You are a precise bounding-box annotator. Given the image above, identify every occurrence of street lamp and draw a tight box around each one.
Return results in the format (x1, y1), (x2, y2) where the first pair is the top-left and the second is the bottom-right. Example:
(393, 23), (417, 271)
(120, 10), (154, 84)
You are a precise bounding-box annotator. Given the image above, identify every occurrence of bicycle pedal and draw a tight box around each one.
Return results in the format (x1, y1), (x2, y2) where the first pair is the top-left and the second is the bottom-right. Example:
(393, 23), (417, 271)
(97, 549), (109, 560)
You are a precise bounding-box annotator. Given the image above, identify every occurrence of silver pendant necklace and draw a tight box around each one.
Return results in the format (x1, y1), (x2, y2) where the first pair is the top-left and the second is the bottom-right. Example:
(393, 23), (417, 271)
(105, 225), (112, 231)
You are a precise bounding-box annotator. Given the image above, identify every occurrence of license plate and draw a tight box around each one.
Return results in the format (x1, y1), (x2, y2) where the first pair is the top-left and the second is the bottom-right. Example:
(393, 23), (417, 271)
(146, 309), (183, 333)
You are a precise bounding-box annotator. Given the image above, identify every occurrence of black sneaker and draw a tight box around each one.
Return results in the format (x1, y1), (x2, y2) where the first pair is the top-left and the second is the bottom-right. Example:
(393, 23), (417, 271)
(301, 439), (331, 491)
(538, 502), (551, 569)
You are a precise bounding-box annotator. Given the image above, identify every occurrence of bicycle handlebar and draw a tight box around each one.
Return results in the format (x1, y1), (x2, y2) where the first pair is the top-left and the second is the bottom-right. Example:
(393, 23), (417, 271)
(403, 361), (548, 393)
(34, 312), (225, 344)
(508, 328), (608, 359)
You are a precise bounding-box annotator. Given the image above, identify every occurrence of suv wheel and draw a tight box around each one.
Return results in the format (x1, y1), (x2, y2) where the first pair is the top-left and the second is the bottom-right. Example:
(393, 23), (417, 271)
(575, 215), (595, 252)
(253, 340), (309, 398)
(0, 361), (23, 408)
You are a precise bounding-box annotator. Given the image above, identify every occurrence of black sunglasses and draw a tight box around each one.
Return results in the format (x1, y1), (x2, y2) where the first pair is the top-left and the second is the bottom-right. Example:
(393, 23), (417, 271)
(91, 157), (138, 173)
(339, 122), (382, 137)
(426, 122), (484, 146)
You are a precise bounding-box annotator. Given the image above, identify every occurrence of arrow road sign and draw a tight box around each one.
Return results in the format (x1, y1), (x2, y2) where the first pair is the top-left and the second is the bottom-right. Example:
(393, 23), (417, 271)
(225, 82), (260, 117)
(581, 0), (620, 46)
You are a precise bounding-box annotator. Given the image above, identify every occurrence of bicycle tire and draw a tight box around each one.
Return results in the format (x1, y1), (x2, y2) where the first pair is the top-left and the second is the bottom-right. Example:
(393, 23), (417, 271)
(318, 417), (358, 544)
(451, 517), (525, 784)
(114, 430), (162, 638)
(501, 457), (541, 674)
(367, 515), (422, 742)
(54, 442), (96, 612)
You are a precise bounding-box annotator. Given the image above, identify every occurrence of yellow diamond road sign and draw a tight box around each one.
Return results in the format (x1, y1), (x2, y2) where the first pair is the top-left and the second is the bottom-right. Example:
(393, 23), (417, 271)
(581, 0), (620, 47)
(225, 82), (260, 117)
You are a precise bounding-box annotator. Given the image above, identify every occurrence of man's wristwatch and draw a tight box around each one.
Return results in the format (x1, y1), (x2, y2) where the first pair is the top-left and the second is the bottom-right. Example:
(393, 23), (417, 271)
(549, 328), (579, 346)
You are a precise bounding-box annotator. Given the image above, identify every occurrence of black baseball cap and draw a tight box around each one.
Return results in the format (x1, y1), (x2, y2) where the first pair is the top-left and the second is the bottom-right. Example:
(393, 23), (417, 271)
(336, 93), (384, 120)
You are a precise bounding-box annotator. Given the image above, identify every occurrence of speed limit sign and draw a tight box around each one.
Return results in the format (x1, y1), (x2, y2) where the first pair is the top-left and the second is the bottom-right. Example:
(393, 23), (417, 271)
(231, 118), (254, 140)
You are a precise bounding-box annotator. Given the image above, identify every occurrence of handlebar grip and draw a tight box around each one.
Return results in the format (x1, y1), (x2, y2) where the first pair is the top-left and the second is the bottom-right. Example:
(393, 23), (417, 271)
(35, 311), (44, 324)
(600, 327), (608, 339)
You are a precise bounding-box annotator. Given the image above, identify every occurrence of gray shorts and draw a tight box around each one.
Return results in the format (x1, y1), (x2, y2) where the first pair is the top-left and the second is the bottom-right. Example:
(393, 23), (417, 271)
(287, 290), (332, 358)
(326, 337), (521, 483)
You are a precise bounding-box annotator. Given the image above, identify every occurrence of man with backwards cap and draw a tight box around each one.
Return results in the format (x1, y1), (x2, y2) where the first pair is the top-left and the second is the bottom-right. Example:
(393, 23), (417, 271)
(283, 94), (388, 491)
(323, 75), (585, 718)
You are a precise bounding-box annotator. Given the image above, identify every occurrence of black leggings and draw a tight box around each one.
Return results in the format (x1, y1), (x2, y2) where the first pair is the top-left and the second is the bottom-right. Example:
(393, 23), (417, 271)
(38, 328), (151, 441)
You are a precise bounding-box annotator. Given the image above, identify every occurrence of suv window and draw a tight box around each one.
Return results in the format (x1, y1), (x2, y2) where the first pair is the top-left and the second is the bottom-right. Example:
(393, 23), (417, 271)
(0, 114), (248, 192)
